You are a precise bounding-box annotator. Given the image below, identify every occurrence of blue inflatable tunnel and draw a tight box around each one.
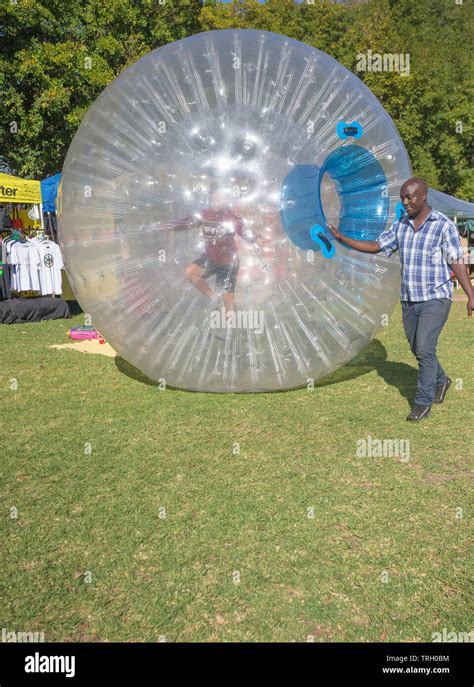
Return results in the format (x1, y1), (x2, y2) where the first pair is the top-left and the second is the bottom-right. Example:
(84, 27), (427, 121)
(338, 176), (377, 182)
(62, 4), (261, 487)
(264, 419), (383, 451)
(280, 144), (389, 256)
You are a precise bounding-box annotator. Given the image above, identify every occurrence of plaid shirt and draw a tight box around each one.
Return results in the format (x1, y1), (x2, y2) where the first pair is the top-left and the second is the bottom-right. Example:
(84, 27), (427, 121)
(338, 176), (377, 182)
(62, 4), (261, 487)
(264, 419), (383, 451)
(377, 209), (464, 302)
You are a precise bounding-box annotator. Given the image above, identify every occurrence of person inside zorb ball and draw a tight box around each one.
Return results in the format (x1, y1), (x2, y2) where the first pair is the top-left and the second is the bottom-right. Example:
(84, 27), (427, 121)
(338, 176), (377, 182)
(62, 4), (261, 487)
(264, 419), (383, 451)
(174, 182), (269, 322)
(58, 29), (412, 392)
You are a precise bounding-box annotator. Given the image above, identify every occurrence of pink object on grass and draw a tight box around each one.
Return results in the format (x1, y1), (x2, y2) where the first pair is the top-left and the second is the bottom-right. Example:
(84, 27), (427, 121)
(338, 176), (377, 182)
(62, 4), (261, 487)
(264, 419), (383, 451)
(68, 328), (100, 340)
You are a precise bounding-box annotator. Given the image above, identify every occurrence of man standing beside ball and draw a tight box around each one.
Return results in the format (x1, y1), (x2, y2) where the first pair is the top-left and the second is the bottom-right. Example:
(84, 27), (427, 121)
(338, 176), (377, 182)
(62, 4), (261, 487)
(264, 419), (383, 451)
(328, 177), (473, 421)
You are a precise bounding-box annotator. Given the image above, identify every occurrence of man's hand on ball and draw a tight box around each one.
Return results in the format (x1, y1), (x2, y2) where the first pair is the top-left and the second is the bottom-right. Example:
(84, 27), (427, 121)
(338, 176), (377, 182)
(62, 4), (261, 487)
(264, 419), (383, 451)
(327, 223), (342, 240)
(467, 296), (474, 318)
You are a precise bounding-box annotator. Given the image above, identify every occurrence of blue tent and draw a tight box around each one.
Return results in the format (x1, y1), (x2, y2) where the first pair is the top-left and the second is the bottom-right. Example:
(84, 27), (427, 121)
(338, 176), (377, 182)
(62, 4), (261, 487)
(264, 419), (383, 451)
(40, 173), (61, 213)
(428, 188), (474, 220)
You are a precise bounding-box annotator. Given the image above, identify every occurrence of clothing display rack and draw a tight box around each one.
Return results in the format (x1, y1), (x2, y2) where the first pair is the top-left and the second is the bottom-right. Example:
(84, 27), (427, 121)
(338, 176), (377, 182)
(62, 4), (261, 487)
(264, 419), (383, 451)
(0, 227), (70, 324)
(1, 228), (64, 298)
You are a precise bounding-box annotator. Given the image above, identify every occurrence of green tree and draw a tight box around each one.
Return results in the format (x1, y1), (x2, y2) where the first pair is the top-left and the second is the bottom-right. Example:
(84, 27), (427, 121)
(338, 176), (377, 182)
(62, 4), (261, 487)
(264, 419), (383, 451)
(1, 0), (472, 200)
(387, 0), (474, 197)
(0, 0), (202, 177)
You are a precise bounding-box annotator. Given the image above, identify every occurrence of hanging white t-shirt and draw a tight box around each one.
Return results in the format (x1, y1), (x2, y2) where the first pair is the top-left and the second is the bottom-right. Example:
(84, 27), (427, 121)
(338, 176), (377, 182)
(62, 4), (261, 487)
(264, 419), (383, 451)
(4, 239), (17, 289)
(2, 236), (16, 264)
(36, 241), (64, 295)
(8, 241), (42, 291)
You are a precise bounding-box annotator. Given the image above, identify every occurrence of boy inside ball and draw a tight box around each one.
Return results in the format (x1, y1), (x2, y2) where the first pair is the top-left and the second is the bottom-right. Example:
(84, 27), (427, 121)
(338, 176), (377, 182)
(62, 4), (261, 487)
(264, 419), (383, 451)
(179, 183), (267, 316)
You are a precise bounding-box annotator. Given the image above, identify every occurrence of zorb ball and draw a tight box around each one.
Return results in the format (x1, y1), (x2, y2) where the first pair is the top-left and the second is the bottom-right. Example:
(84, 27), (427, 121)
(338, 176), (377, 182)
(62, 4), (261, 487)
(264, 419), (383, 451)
(58, 29), (411, 392)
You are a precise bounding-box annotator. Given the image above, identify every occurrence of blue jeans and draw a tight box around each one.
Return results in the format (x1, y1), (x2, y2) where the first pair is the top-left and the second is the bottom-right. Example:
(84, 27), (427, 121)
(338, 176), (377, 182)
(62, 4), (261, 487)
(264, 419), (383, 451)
(401, 298), (451, 406)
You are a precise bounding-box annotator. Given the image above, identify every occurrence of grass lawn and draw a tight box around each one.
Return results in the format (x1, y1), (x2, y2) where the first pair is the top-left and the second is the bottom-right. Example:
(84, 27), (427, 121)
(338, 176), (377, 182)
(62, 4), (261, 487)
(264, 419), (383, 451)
(1, 300), (472, 642)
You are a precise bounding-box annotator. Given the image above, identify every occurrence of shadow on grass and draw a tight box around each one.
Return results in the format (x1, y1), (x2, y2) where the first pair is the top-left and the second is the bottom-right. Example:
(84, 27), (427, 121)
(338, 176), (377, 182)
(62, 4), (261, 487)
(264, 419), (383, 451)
(66, 301), (84, 317)
(318, 338), (417, 407)
(115, 338), (418, 407)
(115, 357), (162, 388)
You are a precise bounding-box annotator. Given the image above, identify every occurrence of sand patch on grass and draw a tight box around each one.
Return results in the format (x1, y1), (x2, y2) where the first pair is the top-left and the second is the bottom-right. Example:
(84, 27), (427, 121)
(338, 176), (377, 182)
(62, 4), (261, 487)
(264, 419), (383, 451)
(50, 339), (117, 357)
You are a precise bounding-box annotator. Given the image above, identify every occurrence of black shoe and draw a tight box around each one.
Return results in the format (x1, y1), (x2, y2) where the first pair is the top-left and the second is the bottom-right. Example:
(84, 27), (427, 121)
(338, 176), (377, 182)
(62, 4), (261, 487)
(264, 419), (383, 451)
(406, 405), (431, 421)
(433, 377), (452, 404)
